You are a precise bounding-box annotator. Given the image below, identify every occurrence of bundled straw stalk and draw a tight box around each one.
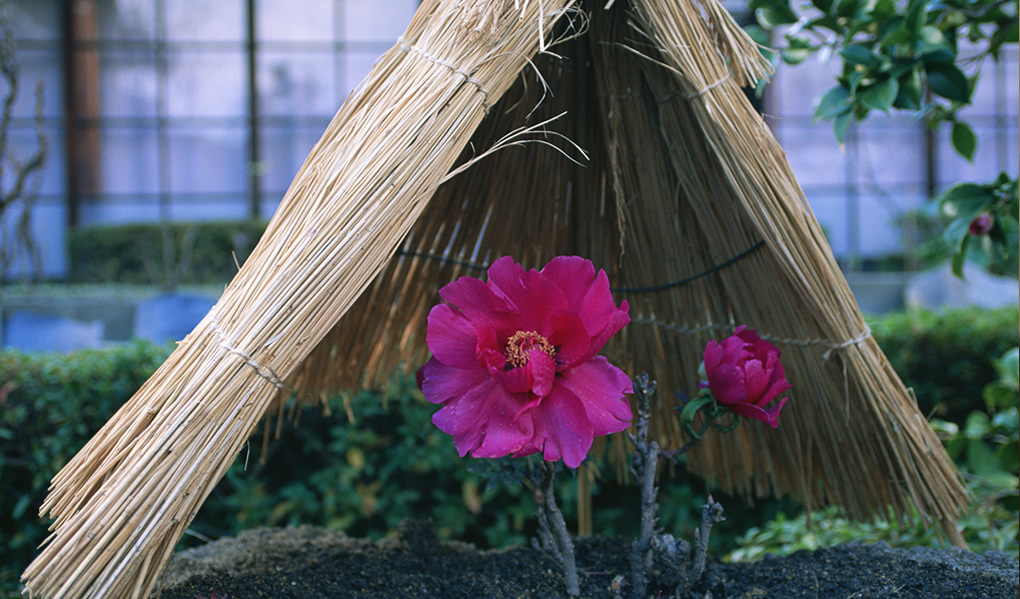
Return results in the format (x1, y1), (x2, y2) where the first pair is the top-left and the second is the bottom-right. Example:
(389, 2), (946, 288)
(26, 0), (969, 596)
(289, 0), (968, 537)
(23, 1), (578, 597)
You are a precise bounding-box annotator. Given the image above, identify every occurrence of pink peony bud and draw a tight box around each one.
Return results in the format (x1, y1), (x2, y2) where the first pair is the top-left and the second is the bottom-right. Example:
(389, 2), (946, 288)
(702, 326), (791, 428)
(968, 213), (993, 235)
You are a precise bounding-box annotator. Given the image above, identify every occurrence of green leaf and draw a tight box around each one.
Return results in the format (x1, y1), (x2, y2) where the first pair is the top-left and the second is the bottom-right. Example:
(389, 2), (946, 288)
(893, 67), (923, 109)
(904, 0), (927, 33)
(916, 26), (955, 62)
(815, 85), (853, 120)
(840, 44), (881, 68)
(880, 25), (913, 48)
(860, 77), (900, 111)
(811, 0), (835, 14)
(951, 233), (969, 278)
(1005, 20), (1019, 43)
(965, 439), (998, 476)
(984, 384), (1017, 412)
(964, 411), (991, 439)
(835, 0), (862, 18)
(951, 121), (977, 162)
(869, 0), (898, 20)
(782, 35), (816, 66)
(757, 5), (800, 27)
(998, 439), (1019, 472)
(833, 111), (853, 144)
(680, 395), (716, 440)
(940, 183), (993, 219)
(997, 348), (1020, 390)
(926, 62), (971, 103)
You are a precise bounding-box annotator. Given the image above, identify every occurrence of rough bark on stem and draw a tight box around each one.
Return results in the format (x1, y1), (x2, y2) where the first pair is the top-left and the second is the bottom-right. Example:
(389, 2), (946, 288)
(629, 374), (658, 599)
(537, 460), (580, 598)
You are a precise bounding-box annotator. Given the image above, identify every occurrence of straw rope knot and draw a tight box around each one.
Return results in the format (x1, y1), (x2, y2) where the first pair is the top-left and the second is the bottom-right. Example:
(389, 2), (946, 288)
(820, 326), (872, 360)
(209, 309), (289, 392)
(397, 37), (492, 108)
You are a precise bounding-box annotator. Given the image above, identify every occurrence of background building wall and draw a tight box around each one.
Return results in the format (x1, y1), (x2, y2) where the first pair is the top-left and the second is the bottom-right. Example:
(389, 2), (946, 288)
(1, 0), (1018, 281)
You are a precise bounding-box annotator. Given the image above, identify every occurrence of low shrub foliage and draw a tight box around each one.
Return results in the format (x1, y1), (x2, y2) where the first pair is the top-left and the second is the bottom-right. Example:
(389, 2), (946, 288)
(867, 306), (1018, 420)
(1, 306), (1015, 593)
(67, 220), (266, 288)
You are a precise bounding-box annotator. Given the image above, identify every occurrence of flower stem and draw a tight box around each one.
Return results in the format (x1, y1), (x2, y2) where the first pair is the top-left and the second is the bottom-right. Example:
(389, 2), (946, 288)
(538, 460), (580, 598)
(629, 375), (659, 599)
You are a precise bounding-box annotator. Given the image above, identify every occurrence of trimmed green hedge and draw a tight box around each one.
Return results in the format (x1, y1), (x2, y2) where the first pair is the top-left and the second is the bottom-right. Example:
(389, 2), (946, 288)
(68, 220), (266, 287)
(868, 306), (1019, 421)
(0, 341), (171, 591)
(1, 306), (1016, 594)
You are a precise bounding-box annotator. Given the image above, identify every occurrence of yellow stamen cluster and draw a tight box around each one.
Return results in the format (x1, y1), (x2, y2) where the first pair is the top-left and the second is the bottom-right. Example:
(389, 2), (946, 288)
(504, 330), (556, 368)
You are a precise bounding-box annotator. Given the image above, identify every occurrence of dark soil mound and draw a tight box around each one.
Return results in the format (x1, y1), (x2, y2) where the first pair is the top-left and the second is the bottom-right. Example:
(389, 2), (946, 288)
(155, 520), (1018, 599)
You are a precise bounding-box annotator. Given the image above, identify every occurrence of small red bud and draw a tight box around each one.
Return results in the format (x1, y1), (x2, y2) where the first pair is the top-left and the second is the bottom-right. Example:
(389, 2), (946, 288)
(968, 213), (993, 235)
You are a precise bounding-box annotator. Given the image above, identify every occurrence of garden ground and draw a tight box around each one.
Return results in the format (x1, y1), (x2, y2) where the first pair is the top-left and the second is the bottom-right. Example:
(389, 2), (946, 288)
(156, 520), (1018, 599)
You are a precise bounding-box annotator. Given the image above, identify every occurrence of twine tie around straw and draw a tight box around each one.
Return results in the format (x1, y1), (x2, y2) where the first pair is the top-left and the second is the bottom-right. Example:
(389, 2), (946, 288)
(398, 37), (492, 107)
(209, 307), (289, 392)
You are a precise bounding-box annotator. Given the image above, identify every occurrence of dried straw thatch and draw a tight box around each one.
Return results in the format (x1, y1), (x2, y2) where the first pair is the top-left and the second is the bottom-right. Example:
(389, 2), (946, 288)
(24, 0), (968, 597)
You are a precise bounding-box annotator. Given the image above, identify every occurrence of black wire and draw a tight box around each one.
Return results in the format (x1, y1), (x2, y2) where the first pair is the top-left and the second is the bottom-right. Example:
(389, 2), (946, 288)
(395, 240), (766, 294)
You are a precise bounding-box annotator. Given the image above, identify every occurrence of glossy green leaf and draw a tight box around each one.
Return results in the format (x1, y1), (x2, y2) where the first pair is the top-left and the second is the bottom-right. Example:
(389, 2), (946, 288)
(893, 67), (923, 109)
(951, 233), (969, 278)
(815, 85), (853, 120)
(860, 77), (900, 111)
(757, 5), (800, 27)
(811, 0), (835, 14)
(994, 347), (1020, 391)
(998, 439), (1019, 472)
(940, 183), (992, 218)
(870, 0), (898, 20)
(840, 44), (881, 68)
(835, 0), (862, 18)
(951, 121), (977, 161)
(880, 25), (913, 47)
(904, 0), (927, 33)
(833, 110), (853, 144)
(783, 35), (816, 65)
(926, 62), (971, 103)
(966, 438), (998, 476)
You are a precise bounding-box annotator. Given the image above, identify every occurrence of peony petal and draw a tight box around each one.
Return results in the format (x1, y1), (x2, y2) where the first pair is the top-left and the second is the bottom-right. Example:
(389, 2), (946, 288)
(579, 306), (630, 361)
(432, 377), (532, 458)
(706, 363), (748, 405)
(426, 304), (484, 369)
(539, 255), (596, 309)
(438, 274), (517, 331)
(487, 257), (566, 332)
(742, 358), (769, 402)
(703, 339), (724, 373)
(728, 395), (788, 428)
(528, 349), (557, 397)
(556, 357), (633, 436)
(528, 384), (593, 469)
(578, 269), (619, 336)
(546, 309), (592, 368)
(757, 375), (792, 408)
(420, 357), (489, 406)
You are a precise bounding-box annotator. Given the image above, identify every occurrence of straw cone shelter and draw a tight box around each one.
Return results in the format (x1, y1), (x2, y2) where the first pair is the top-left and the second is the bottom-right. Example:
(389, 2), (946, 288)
(24, 0), (968, 597)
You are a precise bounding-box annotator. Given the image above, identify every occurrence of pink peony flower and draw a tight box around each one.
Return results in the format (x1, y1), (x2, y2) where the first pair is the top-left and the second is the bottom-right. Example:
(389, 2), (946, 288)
(701, 326), (791, 428)
(418, 256), (633, 469)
